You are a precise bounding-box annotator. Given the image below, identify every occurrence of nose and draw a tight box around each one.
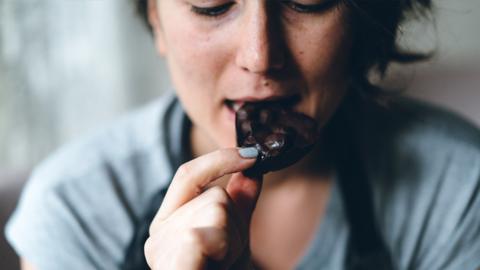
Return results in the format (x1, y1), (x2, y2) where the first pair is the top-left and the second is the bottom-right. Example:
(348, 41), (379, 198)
(235, 3), (285, 74)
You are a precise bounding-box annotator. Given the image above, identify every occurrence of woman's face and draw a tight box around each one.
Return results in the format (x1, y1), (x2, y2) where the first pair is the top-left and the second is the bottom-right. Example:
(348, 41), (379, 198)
(148, 0), (352, 149)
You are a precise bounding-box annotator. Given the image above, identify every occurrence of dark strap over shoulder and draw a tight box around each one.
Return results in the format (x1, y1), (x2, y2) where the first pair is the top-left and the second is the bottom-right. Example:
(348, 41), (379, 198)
(123, 98), (193, 270)
(329, 94), (394, 270)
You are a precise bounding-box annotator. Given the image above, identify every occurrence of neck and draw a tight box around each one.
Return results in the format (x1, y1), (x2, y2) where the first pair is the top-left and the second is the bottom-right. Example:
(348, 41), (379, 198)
(190, 124), (218, 159)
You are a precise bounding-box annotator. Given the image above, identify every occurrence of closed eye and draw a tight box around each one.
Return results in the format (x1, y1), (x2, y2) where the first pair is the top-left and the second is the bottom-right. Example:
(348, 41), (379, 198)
(190, 2), (235, 17)
(280, 0), (339, 13)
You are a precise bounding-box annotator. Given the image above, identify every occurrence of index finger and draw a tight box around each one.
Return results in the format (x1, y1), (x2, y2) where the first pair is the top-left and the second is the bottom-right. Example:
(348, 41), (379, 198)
(153, 147), (258, 223)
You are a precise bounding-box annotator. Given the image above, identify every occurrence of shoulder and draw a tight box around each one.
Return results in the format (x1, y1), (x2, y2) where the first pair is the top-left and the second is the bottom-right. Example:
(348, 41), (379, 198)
(365, 96), (480, 153)
(360, 97), (480, 204)
(362, 97), (480, 269)
(27, 92), (177, 204)
(362, 96), (480, 180)
(5, 92), (179, 269)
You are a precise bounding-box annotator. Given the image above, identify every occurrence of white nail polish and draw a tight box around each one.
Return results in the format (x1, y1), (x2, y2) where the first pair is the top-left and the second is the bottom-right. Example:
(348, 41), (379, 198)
(238, 147), (259, 159)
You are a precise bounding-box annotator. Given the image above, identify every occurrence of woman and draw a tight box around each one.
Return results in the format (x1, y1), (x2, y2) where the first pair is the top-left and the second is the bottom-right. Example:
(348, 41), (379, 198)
(6, 0), (480, 269)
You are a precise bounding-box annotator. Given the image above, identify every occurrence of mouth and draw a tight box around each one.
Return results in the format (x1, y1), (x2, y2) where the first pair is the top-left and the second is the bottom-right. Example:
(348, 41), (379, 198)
(224, 95), (301, 114)
(224, 100), (245, 113)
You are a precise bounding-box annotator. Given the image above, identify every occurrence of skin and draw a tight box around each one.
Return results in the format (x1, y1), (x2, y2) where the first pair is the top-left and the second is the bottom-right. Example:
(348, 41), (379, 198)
(21, 0), (353, 269)
(152, 0), (351, 151)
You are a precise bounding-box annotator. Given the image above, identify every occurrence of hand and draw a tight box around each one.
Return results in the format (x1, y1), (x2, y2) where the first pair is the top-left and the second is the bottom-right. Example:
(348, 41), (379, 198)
(144, 148), (262, 270)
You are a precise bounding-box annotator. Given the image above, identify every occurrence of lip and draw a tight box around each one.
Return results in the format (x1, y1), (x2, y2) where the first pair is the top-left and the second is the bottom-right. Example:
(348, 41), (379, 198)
(226, 94), (298, 103)
(222, 94), (303, 124)
(223, 103), (237, 122)
(224, 94), (301, 111)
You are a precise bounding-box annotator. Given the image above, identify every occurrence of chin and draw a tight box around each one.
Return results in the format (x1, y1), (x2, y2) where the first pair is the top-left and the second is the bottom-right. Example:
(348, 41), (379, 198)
(205, 127), (236, 149)
(218, 135), (236, 148)
(221, 130), (237, 147)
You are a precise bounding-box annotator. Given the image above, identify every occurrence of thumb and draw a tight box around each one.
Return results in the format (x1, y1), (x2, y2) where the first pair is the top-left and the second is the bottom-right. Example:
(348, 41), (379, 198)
(226, 172), (263, 224)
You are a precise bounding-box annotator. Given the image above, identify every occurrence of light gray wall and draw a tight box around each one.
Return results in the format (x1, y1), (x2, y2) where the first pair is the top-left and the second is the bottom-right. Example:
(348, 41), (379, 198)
(0, 0), (170, 169)
(388, 0), (480, 126)
(0, 0), (479, 170)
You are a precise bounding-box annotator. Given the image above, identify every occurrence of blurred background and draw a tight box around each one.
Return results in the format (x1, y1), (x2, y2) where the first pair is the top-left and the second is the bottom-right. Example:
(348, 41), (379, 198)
(0, 0), (479, 268)
(0, 0), (171, 171)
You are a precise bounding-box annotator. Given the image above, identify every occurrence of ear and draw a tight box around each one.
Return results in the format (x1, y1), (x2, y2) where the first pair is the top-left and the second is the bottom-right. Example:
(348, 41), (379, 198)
(147, 0), (166, 55)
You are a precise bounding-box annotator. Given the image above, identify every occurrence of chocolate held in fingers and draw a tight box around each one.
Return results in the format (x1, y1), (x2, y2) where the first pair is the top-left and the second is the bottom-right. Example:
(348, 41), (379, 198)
(235, 101), (319, 176)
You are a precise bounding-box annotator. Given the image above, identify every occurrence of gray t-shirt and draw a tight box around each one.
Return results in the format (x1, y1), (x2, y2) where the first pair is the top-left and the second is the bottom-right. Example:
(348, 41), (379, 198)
(5, 92), (480, 269)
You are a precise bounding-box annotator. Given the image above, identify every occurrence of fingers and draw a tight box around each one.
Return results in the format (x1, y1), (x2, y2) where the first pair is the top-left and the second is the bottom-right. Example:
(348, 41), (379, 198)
(189, 227), (229, 261)
(146, 148), (260, 270)
(189, 227), (245, 270)
(161, 186), (246, 249)
(152, 147), (258, 229)
(226, 172), (263, 223)
(173, 187), (242, 231)
(171, 227), (232, 270)
(145, 187), (245, 270)
(189, 188), (246, 261)
(178, 186), (231, 215)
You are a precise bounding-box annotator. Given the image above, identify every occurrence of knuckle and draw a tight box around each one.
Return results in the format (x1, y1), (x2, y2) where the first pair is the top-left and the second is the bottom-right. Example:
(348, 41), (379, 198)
(215, 149), (235, 173)
(213, 232), (229, 261)
(148, 220), (158, 236)
(183, 228), (204, 248)
(144, 237), (153, 255)
(207, 186), (229, 204)
(207, 202), (229, 227)
(210, 201), (228, 216)
(148, 225), (155, 236)
(144, 237), (157, 268)
(217, 148), (233, 158)
(148, 217), (166, 236)
(214, 149), (229, 160)
(175, 163), (191, 179)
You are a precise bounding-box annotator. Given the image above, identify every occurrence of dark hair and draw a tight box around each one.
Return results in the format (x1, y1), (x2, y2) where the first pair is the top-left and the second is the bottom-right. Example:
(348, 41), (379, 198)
(343, 0), (433, 100)
(133, 0), (433, 101)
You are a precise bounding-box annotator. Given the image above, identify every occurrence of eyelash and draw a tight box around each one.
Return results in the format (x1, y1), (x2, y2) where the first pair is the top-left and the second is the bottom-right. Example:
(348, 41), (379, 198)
(190, 2), (235, 17)
(190, 1), (337, 18)
(280, 0), (337, 13)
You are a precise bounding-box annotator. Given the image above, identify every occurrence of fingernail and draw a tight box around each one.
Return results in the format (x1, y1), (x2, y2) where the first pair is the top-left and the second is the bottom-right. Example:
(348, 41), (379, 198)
(238, 147), (258, 159)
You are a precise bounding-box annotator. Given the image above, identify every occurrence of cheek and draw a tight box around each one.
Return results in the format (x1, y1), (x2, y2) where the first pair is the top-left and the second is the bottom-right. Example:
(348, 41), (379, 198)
(292, 21), (351, 84)
(287, 15), (352, 126)
(160, 19), (232, 93)
(159, 22), (237, 147)
(160, 24), (219, 108)
(165, 33), (216, 89)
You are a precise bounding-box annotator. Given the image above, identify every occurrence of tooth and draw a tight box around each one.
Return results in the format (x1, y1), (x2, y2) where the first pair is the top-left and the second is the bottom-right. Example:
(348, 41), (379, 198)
(232, 103), (242, 112)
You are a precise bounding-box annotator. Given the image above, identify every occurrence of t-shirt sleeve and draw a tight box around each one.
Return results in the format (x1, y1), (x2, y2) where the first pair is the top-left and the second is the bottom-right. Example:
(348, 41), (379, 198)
(367, 99), (480, 270)
(406, 143), (480, 269)
(377, 142), (480, 270)
(425, 168), (480, 270)
(4, 159), (136, 270)
(419, 168), (480, 270)
(4, 95), (174, 270)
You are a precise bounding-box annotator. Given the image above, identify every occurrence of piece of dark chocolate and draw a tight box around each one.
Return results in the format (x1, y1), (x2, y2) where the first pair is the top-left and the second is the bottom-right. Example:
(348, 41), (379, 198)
(236, 101), (319, 176)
